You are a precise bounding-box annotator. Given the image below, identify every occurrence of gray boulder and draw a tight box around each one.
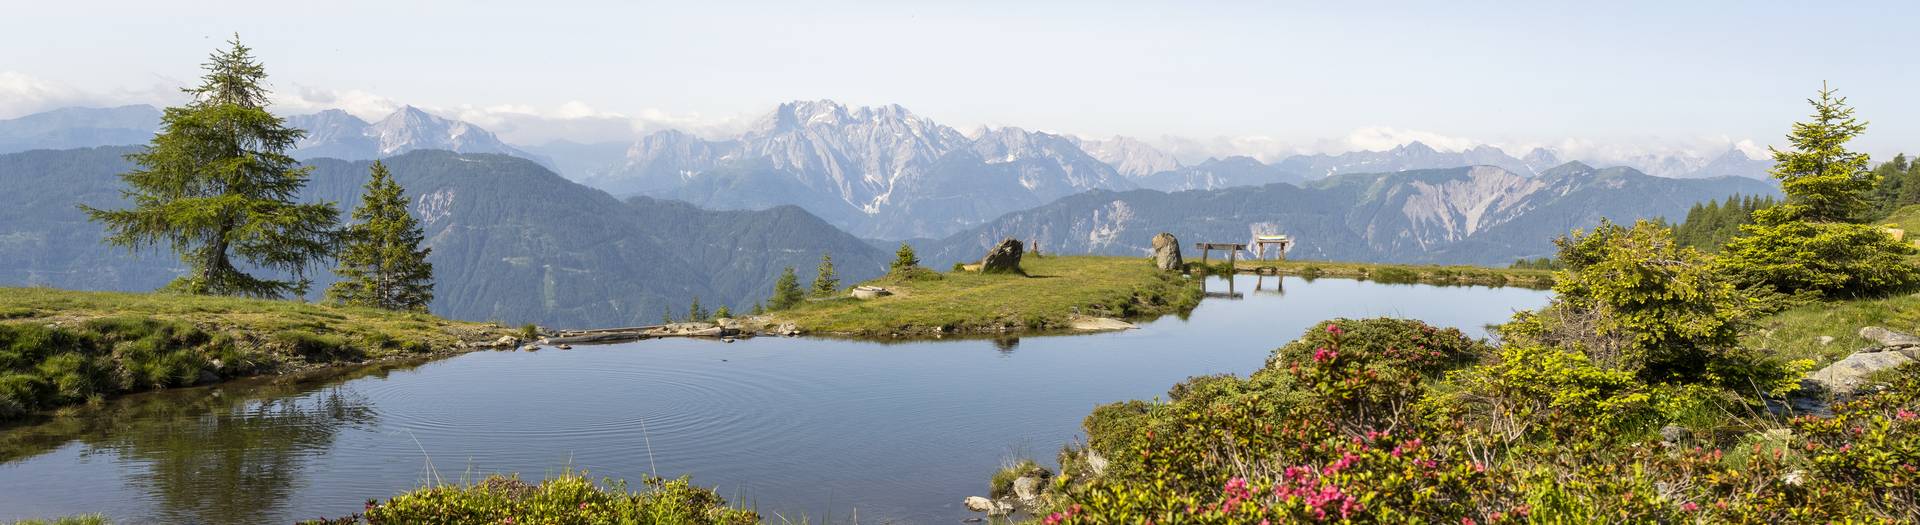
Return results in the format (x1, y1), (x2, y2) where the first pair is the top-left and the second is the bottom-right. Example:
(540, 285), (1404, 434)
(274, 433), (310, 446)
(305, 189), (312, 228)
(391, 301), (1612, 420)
(978, 238), (1025, 274)
(1807, 351), (1917, 395)
(1859, 326), (1920, 348)
(1151, 232), (1183, 271)
(1012, 475), (1045, 506)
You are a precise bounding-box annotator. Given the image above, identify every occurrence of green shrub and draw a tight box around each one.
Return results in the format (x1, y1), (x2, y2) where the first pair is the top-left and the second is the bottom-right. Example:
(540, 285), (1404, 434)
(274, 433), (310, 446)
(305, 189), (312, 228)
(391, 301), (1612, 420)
(1368, 266), (1419, 284)
(7, 515), (111, 525)
(1719, 216), (1920, 298)
(272, 330), (355, 362)
(303, 472), (758, 525)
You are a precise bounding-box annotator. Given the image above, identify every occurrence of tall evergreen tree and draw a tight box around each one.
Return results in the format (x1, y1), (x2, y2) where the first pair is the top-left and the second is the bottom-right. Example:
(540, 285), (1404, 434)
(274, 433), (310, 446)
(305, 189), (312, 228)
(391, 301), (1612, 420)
(83, 37), (338, 298)
(326, 161), (435, 311)
(890, 242), (920, 273)
(1763, 83), (1874, 223)
(812, 253), (840, 297)
(769, 267), (804, 311)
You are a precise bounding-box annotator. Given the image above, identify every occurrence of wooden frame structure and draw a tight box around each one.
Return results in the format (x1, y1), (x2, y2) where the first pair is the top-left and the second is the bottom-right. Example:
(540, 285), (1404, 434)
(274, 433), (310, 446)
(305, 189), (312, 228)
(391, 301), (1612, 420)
(1194, 242), (1245, 268)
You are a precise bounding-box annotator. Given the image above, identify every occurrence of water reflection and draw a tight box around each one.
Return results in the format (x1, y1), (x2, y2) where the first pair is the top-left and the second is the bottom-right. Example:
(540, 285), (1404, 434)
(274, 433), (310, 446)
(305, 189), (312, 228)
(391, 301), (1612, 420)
(1, 362), (403, 524)
(0, 276), (1550, 524)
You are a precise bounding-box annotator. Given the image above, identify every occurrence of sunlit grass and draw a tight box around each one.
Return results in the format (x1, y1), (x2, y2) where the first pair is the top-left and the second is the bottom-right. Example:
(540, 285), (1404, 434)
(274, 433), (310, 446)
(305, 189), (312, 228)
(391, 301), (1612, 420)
(772, 256), (1201, 335)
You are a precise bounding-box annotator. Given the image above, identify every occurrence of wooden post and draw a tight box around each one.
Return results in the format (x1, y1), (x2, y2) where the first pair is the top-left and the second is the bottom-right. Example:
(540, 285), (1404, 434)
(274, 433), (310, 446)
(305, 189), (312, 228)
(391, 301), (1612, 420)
(1228, 245), (1236, 271)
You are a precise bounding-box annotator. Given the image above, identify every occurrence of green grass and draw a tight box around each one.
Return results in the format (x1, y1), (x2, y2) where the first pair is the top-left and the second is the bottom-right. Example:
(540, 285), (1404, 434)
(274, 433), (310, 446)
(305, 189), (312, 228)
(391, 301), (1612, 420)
(1748, 292), (1920, 366)
(1877, 204), (1920, 232)
(7, 516), (109, 525)
(0, 287), (507, 421)
(1230, 259), (1554, 288)
(771, 256), (1201, 335)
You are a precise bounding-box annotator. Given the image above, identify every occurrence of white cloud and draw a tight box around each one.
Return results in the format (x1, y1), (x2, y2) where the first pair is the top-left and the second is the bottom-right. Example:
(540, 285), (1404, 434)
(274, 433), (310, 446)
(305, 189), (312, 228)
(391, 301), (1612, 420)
(1336, 126), (1481, 153)
(269, 84), (400, 121)
(0, 71), (181, 119)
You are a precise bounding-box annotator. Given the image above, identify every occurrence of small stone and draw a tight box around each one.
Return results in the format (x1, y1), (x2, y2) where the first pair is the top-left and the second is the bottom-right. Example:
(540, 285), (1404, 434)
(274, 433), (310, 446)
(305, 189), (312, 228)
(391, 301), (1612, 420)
(523, 345), (542, 352)
(1659, 425), (1691, 445)
(963, 496), (995, 513)
(1816, 335), (1835, 346)
(1807, 351), (1917, 395)
(850, 286), (892, 300)
(556, 344), (572, 350)
(492, 335), (519, 348)
(195, 369), (221, 386)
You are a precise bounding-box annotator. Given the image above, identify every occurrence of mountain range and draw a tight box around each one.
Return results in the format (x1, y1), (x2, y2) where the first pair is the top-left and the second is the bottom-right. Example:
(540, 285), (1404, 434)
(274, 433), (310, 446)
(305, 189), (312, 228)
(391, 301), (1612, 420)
(0, 147), (886, 328)
(916, 162), (1782, 267)
(2, 101), (1779, 239)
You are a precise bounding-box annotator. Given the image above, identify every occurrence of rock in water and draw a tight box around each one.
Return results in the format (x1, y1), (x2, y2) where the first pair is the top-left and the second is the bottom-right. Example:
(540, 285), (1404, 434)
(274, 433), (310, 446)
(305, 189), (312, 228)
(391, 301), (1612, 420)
(1859, 326), (1920, 348)
(963, 496), (997, 513)
(978, 238), (1025, 274)
(1151, 232), (1183, 270)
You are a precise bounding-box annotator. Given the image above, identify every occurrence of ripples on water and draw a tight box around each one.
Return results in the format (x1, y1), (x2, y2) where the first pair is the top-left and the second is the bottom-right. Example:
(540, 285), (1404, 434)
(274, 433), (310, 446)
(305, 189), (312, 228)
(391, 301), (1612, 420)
(0, 275), (1549, 524)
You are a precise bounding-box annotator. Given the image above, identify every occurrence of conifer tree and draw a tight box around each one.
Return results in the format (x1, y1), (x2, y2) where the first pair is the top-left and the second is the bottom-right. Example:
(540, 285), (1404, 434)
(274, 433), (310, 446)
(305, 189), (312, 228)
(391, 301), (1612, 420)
(687, 296), (709, 322)
(1762, 83), (1874, 223)
(812, 253), (839, 297)
(769, 267), (804, 310)
(713, 306), (731, 319)
(326, 161), (435, 311)
(750, 302), (766, 316)
(890, 242), (920, 273)
(83, 37), (338, 298)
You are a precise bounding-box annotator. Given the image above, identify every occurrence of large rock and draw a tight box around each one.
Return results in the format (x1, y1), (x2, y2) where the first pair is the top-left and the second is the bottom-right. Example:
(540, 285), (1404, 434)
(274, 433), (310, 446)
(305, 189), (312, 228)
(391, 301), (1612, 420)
(1859, 326), (1920, 348)
(1151, 232), (1183, 271)
(1012, 475), (1045, 506)
(850, 286), (892, 300)
(978, 238), (1025, 274)
(1807, 351), (1917, 395)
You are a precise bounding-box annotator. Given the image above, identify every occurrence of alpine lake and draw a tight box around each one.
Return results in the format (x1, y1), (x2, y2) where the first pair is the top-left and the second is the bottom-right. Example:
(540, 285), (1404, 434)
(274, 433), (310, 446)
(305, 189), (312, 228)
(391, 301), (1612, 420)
(0, 274), (1550, 524)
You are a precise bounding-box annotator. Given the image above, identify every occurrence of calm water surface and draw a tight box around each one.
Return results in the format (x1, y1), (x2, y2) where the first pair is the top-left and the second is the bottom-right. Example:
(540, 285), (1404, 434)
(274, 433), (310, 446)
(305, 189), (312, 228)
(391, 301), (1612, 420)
(0, 275), (1549, 524)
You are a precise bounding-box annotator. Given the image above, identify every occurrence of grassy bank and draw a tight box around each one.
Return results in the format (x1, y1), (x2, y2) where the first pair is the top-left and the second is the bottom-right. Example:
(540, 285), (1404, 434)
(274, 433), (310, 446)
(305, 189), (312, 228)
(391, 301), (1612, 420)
(772, 256), (1201, 336)
(1227, 259), (1555, 288)
(0, 287), (509, 421)
(296, 472), (757, 525)
(1749, 292), (1920, 367)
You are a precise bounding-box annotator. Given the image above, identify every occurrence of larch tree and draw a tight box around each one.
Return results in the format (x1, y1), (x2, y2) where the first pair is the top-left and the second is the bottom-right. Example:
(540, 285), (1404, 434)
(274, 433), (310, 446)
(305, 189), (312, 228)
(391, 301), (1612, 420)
(326, 161), (435, 311)
(83, 37), (338, 298)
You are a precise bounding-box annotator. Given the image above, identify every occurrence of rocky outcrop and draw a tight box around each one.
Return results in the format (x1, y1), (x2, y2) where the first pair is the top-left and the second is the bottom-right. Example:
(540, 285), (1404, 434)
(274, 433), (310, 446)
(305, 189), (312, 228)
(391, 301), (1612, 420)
(1808, 351), (1917, 396)
(979, 238), (1025, 274)
(1151, 232), (1183, 270)
(1860, 326), (1920, 348)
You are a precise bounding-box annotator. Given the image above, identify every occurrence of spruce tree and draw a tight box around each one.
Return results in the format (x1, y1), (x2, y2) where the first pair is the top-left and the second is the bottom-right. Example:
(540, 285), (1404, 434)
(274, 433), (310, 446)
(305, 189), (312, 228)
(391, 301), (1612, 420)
(750, 302), (766, 316)
(769, 267), (804, 310)
(687, 296), (709, 322)
(83, 37), (338, 298)
(1762, 83), (1874, 223)
(714, 306), (732, 319)
(326, 161), (435, 311)
(812, 253), (839, 297)
(890, 242), (920, 273)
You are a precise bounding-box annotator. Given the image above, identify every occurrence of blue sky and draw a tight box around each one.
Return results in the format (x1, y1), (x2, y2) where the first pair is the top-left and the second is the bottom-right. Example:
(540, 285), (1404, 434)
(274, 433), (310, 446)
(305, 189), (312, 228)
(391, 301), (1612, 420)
(2, 0), (1915, 159)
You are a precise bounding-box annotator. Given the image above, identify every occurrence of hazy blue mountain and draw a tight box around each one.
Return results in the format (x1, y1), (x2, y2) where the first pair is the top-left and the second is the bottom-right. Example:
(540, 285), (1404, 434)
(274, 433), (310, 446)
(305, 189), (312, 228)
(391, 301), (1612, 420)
(1682, 148), (1774, 179)
(0, 147), (885, 327)
(919, 162), (1781, 267)
(519, 139), (632, 183)
(583, 100), (1139, 239)
(0, 105), (160, 154)
(1274, 141), (1549, 178)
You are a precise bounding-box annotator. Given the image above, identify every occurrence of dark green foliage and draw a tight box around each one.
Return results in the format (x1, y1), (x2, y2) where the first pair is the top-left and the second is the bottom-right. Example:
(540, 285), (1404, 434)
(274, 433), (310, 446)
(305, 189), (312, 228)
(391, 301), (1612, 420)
(1507, 257), (1560, 270)
(890, 242), (921, 274)
(326, 161), (434, 311)
(80, 37), (338, 298)
(1366, 266), (1418, 284)
(749, 302), (765, 316)
(1867, 153), (1920, 217)
(1671, 194), (1778, 251)
(768, 267), (803, 311)
(712, 306), (730, 319)
(812, 252), (839, 297)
